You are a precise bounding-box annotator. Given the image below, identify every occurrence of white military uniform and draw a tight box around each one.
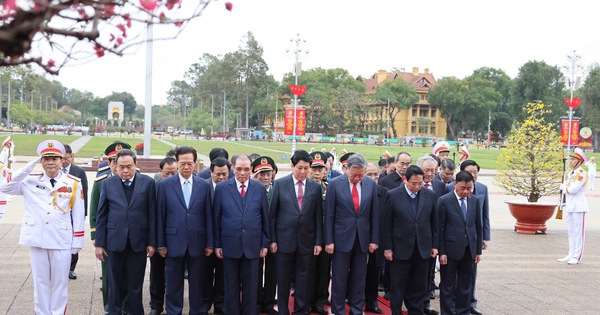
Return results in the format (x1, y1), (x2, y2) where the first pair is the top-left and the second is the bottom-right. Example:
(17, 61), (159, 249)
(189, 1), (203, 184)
(0, 154), (85, 314)
(563, 165), (588, 263)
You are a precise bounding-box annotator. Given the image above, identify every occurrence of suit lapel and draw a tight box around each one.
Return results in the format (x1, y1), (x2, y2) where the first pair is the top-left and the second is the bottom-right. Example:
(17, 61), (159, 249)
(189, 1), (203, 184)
(171, 177), (186, 208)
(190, 176), (202, 209)
(415, 189), (426, 220)
(230, 180), (244, 212)
(342, 175), (357, 214)
(358, 180), (370, 214)
(129, 176), (141, 206)
(287, 176), (300, 212)
(398, 187), (415, 219)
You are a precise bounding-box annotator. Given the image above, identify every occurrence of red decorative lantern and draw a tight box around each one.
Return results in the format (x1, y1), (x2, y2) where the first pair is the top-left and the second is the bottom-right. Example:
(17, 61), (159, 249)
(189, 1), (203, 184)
(564, 97), (582, 109)
(289, 84), (307, 97)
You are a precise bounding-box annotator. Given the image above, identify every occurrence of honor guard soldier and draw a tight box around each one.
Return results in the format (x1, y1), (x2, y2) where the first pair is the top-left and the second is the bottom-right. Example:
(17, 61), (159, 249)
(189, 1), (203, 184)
(558, 148), (589, 265)
(0, 140), (85, 315)
(89, 141), (130, 314)
(432, 141), (450, 163)
(339, 152), (355, 174)
(252, 156), (278, 314)
(308, 152), (330, 315)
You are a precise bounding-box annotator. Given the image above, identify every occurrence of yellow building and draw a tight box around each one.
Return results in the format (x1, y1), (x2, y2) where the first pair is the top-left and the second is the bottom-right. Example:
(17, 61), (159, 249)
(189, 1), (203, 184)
(362, 67), (447, 140)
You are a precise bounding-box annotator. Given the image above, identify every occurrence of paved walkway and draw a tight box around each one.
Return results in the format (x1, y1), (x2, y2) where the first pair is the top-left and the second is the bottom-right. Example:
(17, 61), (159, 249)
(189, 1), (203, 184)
(0, 169), (598, 314)
(68, 135), (93, 153)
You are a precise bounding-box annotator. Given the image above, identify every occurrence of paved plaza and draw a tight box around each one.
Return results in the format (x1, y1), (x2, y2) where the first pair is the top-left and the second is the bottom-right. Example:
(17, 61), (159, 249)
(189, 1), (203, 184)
(0, 159), (598, 314)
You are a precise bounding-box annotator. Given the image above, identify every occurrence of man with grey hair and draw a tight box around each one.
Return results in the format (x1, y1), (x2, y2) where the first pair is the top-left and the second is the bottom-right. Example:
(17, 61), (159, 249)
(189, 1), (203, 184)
(418, 155), (446, 315)
(325, 153), (380, 315)
(435, 158), (456, 185)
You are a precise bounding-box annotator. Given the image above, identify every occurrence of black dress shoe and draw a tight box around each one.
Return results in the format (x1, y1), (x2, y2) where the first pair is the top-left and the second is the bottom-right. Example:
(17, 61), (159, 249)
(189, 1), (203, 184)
(429, 290), (436, 299)
(68, 271), (77, 280)
(324, 300), (331, 306)
(471, 306), (482, 315)
(424, 307), (439, 315)
(149, 309), (162, 315)
(311, 307), (328, 315)
(365, 306), (384, 314)
(261, 307), (278, 314)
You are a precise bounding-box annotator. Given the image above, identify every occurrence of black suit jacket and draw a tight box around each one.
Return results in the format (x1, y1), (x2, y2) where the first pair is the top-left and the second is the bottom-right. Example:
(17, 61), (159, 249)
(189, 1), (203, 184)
(374, 185), (389, 267)
(431, 178), (447, 201)
(437, 193), (482, 260)
(269, 175), (323, 254)
(379, 171), (403, 191)
(382, 184), (438, 260)
(95, 174), (157, 252)
(69, 164), (88, 216)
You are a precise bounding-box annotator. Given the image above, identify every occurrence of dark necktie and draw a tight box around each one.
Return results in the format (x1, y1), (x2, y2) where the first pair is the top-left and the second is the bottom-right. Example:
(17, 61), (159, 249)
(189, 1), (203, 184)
(124, 180), (131, 186)
(50, 178), (56, 188)
(240, 183), (246, 198)
(297, 181), (304, 210)
(352, 183), (359, 213)
(460, 198), (467, 220)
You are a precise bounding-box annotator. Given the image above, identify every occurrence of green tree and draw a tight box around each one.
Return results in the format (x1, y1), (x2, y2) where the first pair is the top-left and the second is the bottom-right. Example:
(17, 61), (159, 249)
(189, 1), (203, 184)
(512, 60), (565, 123)
(470, 67), (514, 136)
(580, 64), (600, 149)
(372, 78), (419, 138)
(428, 77), (468, 139)
(463, 76), (502, 139)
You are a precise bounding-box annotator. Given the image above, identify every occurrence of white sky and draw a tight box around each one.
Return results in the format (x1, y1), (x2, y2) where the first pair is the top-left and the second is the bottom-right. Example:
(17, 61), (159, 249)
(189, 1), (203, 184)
(55, 0), (600, 106)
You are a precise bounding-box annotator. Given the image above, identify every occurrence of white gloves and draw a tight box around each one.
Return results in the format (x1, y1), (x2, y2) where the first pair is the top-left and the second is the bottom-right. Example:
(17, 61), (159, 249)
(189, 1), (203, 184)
(71, 248), (81, 255)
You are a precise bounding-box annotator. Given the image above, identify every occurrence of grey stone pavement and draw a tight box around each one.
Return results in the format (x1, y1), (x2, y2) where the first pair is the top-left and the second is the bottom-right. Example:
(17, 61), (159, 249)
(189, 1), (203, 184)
(0, 160), (599, 314)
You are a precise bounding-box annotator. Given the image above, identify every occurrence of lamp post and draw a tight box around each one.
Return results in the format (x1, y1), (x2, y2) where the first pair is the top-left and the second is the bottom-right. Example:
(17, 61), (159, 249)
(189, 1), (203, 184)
(565, 50), (582, 154)
(288, 33), (308, 155)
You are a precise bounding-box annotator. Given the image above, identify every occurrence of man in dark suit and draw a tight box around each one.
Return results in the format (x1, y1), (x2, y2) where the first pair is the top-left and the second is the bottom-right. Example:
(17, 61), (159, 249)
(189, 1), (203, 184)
(250, 156), (278, 315)
(459, 160), (489, 315)
(364, 162), (388, 314)
(382, 165), (438, 315)
(156, 146), (213, 315)
(95, 149), (157, 315)
(438, 171), (482, 315)
(380, 152), (411, 190)
(214, 154), (269, 315)
(418, 155), (446, 315)
(326, 152), (342, 181)
(325, 153), (379, 315)
(203, 157), (230, 315)
(270, 150), (323, 315)
(197, 147), (234, 180)
(61, 144), (88, 280)
(435, 159), (456, 185)
(149, 157), (178, 315)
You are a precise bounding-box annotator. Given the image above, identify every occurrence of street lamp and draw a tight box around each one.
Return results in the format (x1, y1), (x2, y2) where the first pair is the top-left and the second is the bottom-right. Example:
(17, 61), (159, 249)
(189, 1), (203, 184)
(564, 50), (583, 154)
(287, 33), (308, 155)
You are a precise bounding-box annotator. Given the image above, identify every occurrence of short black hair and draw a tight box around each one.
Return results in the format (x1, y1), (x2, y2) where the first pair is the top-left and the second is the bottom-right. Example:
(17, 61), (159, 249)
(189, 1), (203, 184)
(115, 149), (136, 164)
(175, 146), (197, 163)
(159, 157), (176, 170)
(387, 156), (395, 164)
(455, 170), (474, 183)
(165, 149), (177, 158)
(460, 159), (480, 172)
(64, 144), (73, 154)
(209, 148), (229, 162)
(291, 150), (312, 166)
(378, 158), (387, 167)
(405, 165), (424, 182)
(210, 157), (231, 171)
(273, 164), (278, 174)
(441, 158), (456, 171)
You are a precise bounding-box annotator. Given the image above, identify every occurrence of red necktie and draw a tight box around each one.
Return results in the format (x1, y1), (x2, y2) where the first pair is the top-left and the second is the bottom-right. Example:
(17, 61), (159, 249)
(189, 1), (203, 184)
(424, 183), (430, 189)
(297, 181), (304, 210)
(352, 183), (359, 213)
(240, 183), (246, 198)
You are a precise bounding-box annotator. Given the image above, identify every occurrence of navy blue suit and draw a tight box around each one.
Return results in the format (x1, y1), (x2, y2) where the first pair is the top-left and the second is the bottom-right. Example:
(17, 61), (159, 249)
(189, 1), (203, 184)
(437, 193), (482, 315)
(325, 175), (379, 315)
(95, 174), (156, 315)
(157, 174), (213, 315)
(214, 178), (269, 315)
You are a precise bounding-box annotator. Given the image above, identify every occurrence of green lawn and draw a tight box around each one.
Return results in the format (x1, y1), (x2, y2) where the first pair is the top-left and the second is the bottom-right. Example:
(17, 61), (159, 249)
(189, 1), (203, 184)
(5, 133), (597, 171)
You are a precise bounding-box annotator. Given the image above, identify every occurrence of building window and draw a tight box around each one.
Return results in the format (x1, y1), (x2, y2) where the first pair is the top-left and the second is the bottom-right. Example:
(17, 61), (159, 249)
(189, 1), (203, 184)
(431, 122), (436, 135)
(411, 121), (417, 134)
(419, 124), (428, 134)
(420, 105), (429, 117)
(431, 108), (436, 118)
(420, 94), (426, 101)
(412, 107), (418, 117)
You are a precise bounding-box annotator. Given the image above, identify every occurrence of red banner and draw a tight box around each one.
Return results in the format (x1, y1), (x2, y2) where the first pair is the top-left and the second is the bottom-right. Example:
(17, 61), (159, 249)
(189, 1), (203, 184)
(283, 108), (307, 136)
(560, 119), (580, 146)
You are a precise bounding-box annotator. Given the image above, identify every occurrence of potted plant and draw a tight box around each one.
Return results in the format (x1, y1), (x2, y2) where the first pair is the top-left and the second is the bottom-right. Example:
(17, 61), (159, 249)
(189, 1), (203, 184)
(135, 142), (144, 155)
(495, 101), (563, 234)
